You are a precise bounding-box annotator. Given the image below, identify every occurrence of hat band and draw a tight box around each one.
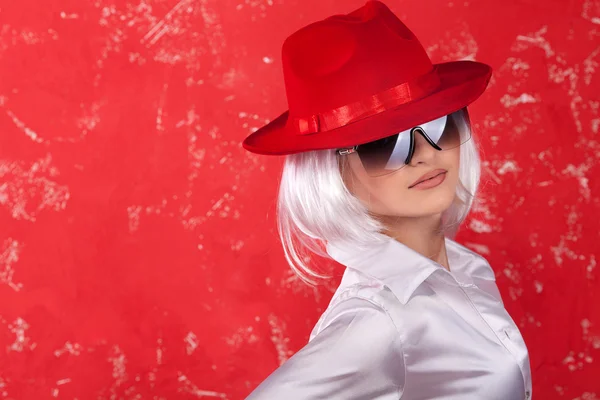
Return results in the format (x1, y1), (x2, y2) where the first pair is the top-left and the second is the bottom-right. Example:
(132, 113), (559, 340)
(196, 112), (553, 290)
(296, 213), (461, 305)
(293, 68), (441, 135)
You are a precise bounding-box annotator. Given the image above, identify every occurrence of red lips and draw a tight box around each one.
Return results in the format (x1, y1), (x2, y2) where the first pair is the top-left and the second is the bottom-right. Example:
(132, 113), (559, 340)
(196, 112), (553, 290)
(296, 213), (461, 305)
(409, 168), (447, 188)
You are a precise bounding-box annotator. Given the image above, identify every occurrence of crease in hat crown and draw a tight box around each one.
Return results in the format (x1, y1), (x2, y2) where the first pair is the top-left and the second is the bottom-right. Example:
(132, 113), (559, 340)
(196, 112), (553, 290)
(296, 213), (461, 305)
(280, 0), (438, 124)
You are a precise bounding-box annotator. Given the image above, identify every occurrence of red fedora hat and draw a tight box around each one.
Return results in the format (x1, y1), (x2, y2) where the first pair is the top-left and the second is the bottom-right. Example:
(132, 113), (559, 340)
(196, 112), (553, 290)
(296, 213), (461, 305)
(242, 0), (492, 155)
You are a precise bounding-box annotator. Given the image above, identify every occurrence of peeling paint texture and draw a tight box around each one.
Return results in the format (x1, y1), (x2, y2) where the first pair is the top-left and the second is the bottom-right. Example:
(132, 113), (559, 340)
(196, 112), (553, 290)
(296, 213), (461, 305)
(0, 0), (598, 398)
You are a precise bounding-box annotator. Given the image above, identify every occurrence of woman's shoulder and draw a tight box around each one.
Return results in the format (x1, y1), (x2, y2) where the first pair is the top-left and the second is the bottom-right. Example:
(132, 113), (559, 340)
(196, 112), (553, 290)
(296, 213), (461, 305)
(247, 291), (406, 399)
(247, 285), (406, 399)
(310, 280), (397, 341)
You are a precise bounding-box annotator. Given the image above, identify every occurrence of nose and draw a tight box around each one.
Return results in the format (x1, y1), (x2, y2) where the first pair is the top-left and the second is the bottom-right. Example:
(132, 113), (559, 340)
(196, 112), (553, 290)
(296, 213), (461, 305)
(408, 129), (438, 165)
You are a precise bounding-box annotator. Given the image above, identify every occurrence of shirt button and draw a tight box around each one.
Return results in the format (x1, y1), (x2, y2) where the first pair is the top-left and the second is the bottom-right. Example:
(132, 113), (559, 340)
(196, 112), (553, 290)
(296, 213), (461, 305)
(525, 390), (531, 399)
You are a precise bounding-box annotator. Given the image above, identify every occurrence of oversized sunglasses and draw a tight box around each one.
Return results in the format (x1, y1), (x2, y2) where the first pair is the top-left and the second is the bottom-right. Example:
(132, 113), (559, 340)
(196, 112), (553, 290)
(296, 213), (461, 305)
(336, 107), (471, 177)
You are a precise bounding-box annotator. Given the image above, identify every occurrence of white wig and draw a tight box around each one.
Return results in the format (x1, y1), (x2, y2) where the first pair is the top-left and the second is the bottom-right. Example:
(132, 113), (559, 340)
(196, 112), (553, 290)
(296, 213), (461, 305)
(276, 119), (482, 285)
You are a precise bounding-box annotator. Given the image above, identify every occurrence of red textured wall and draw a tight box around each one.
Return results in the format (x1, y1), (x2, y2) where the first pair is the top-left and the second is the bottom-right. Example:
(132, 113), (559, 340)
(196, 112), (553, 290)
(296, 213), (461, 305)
(0, 0), (599, 398)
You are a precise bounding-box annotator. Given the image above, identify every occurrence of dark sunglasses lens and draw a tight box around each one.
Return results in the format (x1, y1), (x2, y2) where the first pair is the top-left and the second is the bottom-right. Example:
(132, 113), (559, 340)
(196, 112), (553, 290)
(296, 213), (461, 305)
(355, 128), (412, 176)
(355, 108), (471, 177)
(424, 108), (471, 148)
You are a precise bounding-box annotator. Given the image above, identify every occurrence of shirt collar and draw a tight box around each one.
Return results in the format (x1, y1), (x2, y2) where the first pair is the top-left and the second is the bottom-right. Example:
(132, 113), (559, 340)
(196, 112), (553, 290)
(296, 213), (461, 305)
(325, 233), (496, 305)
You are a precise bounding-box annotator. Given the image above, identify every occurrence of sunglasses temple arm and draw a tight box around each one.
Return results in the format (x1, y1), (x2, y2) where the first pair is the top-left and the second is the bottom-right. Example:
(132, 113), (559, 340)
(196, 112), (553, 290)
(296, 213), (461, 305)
(336, 146), (358, 156)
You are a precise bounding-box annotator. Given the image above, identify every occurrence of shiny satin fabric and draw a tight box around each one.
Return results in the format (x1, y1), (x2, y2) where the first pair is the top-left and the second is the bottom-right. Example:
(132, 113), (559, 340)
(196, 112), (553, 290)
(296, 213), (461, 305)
(246, 235), (532, 399)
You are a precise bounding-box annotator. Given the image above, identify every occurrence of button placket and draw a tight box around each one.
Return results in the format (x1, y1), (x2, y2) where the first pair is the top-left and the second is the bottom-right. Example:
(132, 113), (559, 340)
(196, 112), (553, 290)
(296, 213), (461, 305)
(427, 272), (501, 346)
(456, 284), (531, 397)
(499, 323), (532, 398)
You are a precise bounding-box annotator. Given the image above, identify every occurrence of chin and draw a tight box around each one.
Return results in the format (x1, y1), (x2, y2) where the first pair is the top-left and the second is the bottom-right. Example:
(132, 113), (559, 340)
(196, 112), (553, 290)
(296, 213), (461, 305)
(395, 188), (456, 217)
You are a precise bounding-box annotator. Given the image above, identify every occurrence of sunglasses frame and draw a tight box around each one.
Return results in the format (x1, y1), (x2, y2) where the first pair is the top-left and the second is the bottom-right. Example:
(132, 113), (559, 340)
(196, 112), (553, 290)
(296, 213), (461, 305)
(335, 108), (469, 175)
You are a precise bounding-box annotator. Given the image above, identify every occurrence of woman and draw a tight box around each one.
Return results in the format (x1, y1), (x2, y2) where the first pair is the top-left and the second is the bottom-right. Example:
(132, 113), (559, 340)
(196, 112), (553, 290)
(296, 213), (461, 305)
(242, 1), (532, 398)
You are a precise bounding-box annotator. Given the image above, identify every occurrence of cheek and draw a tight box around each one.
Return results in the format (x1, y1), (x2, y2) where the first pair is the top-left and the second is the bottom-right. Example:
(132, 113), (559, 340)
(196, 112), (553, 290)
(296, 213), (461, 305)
(342, 156), (396, 208)
(366, 174), (412, 211)
(444, 147), (461, 182)
(344, 167), (414, 215)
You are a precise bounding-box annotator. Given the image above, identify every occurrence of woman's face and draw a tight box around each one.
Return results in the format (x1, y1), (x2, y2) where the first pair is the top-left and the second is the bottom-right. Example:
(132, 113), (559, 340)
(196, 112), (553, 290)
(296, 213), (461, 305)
(341, 130), (461, 220)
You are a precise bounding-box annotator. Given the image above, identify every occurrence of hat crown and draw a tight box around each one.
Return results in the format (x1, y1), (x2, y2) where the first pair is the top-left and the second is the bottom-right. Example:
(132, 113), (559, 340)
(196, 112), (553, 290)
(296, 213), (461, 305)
(281, 0), (434, 117)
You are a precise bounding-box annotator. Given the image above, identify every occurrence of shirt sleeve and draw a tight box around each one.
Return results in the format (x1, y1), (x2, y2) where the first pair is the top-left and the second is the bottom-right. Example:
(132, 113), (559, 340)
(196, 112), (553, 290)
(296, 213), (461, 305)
(245, 298), (406, 400)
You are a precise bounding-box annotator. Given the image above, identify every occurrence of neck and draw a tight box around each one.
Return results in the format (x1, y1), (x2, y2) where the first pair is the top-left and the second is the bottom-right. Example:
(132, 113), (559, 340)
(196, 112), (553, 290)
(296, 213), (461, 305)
(378, 213), (451, 271)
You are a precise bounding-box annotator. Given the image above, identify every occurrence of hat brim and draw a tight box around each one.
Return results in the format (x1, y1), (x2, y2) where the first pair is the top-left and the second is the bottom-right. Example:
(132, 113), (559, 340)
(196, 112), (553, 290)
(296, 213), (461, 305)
(242, 60), (492, 155)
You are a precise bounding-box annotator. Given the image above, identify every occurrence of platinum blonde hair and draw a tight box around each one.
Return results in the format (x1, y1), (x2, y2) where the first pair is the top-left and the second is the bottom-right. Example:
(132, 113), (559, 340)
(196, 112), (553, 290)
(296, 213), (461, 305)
(276, 118), (482, 285)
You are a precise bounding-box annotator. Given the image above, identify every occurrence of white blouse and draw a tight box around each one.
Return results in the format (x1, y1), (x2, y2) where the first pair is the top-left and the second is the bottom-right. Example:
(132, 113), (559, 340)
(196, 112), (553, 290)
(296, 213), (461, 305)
(246, 234), (533, 399)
